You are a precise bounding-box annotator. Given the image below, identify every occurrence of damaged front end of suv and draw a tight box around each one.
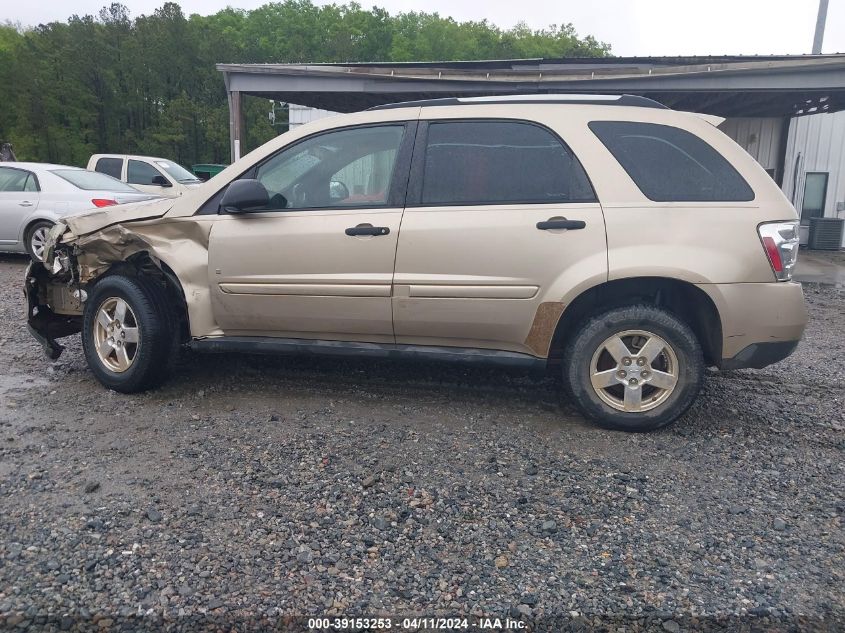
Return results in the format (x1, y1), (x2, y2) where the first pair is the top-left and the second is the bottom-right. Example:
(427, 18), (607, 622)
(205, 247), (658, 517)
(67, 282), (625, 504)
(24, 198), (183, 360)
(25, 224), (85, 359)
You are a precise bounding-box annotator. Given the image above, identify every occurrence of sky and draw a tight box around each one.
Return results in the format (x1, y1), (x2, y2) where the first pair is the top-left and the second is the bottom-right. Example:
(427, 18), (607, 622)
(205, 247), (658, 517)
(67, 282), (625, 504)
(6, 0), (845, 57)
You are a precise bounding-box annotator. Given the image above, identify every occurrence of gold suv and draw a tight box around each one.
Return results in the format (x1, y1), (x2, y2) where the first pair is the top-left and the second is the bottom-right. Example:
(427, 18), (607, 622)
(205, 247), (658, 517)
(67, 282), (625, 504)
(26, 95), (807, 431)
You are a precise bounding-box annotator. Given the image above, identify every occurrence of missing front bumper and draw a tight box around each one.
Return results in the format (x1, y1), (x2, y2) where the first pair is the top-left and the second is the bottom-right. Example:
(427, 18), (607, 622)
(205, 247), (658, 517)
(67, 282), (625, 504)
(24, 263), (82, 360)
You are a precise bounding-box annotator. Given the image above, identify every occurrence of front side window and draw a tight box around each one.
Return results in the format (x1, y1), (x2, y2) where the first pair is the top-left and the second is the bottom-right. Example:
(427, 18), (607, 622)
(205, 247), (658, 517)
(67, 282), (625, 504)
(128, 160), (167, 186)
(255, 125), (405, 210)
(420, 120), (596, 205)
(155, 160), (202, 184)
(0, 167), (32, 192)
(589, 121), (754, 202)
(95, 157), (123, 180)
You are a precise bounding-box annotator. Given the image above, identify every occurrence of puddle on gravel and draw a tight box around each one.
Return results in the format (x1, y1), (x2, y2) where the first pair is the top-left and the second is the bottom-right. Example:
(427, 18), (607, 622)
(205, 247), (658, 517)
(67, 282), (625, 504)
(0, 373), (51, 409)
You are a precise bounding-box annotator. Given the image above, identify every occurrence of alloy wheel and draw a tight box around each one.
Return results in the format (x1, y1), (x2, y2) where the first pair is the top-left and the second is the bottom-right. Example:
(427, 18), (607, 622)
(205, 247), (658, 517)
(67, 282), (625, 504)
(92, 297), (140, 372)
(589, 329), (679, 413)
(30, 226), (50, 261)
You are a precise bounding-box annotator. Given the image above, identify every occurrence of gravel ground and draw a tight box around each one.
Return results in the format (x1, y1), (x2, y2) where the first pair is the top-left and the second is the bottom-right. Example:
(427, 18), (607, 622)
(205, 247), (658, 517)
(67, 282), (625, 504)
(0, 253), (843, 632)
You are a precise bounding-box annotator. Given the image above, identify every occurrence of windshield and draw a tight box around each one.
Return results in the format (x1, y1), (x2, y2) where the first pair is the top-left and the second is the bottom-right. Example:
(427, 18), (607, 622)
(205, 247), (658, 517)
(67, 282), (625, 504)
(51, 169), (138, 192)
(155, 160), (202, 184)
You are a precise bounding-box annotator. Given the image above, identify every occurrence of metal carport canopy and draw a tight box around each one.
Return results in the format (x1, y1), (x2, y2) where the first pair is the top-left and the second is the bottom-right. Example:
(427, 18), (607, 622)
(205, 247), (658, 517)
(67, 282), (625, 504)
(217, 54), (845, 159)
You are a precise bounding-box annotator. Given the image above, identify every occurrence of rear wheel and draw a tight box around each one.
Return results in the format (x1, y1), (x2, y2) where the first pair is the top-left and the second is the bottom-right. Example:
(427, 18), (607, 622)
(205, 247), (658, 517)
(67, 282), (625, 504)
(562, 305), (704, 432)
(82, 275), (176, 393)
(25, 220), (53, 262)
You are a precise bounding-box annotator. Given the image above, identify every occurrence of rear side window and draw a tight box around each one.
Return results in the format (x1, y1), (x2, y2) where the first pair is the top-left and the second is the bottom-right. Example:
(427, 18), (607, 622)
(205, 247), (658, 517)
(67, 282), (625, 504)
(421, 120), (596, 205)
(23, 174), (39, 192)
(128, 160), (166, 186)
(0, 167), (31, 192)
(589, 121), (754, 202)
(95, 157), (123, 180)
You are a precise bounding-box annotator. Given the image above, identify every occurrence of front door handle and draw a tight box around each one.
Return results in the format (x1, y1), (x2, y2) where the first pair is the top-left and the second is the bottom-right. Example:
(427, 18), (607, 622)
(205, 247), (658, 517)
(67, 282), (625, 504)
(345, 223), (390, 237)
(19, 201), (34, 208)
(536, 217), (586, 231)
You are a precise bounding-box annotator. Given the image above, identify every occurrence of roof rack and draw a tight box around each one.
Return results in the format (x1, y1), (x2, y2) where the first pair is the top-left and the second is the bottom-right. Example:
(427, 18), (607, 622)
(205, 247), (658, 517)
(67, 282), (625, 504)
(369, 94), (668, 111)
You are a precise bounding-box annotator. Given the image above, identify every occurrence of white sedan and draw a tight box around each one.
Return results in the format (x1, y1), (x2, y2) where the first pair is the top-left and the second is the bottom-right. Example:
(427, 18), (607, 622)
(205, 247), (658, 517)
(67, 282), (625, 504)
(0, 163), (156, 260)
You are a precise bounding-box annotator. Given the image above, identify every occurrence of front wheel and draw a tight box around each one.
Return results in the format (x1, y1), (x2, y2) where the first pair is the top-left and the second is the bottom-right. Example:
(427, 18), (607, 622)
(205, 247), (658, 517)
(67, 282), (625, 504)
(82, 275), (176, 393)
(562, 305), (704, 432)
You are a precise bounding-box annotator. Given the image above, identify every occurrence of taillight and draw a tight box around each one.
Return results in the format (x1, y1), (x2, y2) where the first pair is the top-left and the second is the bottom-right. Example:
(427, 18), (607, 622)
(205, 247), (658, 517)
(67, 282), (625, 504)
(91, 199), (117, 208)
(758, 221), (799, 281)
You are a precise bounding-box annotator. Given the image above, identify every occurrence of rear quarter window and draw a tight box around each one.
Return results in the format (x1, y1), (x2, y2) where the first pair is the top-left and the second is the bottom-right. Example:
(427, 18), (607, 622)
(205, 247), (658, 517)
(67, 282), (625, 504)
(589, 121), (754, 202)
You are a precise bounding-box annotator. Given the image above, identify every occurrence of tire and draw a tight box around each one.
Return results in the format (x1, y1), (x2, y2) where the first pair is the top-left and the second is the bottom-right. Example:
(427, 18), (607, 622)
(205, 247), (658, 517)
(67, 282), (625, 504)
(82, 274), (176, 393)
(562, 305), (704, 432)
(25, 220), (54, 262)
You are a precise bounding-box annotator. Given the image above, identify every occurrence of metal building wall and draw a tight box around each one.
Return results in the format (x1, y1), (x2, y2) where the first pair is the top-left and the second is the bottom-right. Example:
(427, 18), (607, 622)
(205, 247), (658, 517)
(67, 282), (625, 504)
(782, 110), (845, 221)
(718, 117), (784, 176)
(288, 103), (338, 128)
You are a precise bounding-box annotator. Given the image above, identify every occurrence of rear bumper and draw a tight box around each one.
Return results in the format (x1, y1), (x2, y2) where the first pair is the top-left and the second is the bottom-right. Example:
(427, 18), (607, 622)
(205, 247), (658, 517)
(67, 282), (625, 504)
(697, 281), (808, 370)
(720, 339), (800, 370)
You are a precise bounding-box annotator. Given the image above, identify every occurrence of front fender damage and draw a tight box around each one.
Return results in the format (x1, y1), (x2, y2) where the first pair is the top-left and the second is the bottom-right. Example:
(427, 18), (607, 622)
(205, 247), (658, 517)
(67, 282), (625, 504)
(26, 217), (214, 360)
(25, 223), (169, 360)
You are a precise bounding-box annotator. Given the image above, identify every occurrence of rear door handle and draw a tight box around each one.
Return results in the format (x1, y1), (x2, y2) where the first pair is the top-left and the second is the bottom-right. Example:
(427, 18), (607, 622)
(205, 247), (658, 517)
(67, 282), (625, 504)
(536, 217), (586, 231)
(19, 201), (34, 208)
(345, 223), (390, 237)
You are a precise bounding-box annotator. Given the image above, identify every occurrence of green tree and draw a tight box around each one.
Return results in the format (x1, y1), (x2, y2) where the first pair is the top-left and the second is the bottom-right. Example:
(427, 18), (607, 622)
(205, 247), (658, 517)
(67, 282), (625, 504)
(0, 1), (609, 165)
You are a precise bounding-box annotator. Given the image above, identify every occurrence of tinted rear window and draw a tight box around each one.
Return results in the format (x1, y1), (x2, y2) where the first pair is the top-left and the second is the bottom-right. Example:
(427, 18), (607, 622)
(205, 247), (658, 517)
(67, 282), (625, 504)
(421, 120), (596, 205)
(52, 169), (137, 192)
(94, 157), (123, 180)
(589, 121), (754, 202)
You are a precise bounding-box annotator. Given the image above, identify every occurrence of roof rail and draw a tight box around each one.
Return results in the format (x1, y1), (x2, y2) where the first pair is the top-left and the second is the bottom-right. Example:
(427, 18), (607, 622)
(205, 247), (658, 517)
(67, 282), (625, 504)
(369, 94), (668, 111)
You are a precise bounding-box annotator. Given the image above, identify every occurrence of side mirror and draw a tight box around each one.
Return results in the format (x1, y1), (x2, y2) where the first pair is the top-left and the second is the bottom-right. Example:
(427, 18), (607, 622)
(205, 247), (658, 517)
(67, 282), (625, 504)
(329, 180), (350, 202)
(152, 175), (172, 187)
(220, 179), (270, 214)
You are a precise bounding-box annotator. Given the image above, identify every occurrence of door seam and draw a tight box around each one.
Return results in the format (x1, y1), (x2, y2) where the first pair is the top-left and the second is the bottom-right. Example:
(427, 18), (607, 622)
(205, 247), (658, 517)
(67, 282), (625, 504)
(390, 112), (422, 342)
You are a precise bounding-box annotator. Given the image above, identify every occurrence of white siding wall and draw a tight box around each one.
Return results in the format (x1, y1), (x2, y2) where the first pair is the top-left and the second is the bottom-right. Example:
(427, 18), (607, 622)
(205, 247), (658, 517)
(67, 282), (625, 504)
(719, 117), (784, 174)
(782, 110), (845, 216)
(288, 104), (339, 128)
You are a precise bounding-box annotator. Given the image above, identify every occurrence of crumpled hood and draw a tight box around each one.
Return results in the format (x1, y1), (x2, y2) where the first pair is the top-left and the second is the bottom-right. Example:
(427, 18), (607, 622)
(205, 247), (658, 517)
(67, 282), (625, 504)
(63, 197), (175, 237)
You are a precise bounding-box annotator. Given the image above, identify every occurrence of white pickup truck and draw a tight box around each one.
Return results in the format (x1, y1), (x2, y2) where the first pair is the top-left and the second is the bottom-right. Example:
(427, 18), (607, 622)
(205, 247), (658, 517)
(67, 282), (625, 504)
(87, 154), (203, 197)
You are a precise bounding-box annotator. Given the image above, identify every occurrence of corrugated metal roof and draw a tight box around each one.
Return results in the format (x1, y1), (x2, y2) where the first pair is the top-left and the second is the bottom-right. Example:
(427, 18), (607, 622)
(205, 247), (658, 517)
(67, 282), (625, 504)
(217, 55), (845, 117)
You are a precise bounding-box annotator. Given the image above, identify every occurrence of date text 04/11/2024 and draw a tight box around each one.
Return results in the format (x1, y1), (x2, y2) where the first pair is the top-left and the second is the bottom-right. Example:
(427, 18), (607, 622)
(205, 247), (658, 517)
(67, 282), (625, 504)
(307, 617), (527, 630)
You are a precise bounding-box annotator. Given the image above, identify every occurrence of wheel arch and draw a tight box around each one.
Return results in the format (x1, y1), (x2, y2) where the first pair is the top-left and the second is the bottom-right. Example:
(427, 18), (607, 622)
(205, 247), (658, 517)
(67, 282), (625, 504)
(548, 277), (722, 367)
(93, 251), (191, 344)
